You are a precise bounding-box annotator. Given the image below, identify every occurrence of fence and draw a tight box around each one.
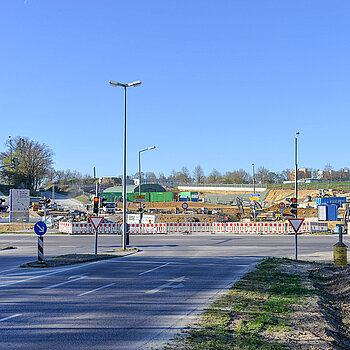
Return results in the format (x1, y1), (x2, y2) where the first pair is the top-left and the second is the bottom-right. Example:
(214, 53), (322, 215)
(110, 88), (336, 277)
(59, 221), (326, 235)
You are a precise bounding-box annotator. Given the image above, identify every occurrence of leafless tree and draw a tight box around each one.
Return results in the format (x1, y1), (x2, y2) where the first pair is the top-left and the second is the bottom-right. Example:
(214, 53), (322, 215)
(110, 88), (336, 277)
(193, 165), (205, 183)
(0, 136), (54, 192)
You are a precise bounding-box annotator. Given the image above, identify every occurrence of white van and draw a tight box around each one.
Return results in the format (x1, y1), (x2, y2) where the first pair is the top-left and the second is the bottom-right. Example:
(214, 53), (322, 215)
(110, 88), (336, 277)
(103, 202), (116, 214)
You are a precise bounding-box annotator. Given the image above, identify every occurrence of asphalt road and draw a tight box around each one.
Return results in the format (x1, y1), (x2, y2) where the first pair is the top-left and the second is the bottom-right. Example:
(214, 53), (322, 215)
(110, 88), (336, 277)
(0, 233), (346, 349)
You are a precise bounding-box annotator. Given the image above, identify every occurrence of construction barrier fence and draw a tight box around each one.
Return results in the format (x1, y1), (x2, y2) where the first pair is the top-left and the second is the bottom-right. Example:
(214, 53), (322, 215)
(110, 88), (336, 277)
(59, 221), (327, 235)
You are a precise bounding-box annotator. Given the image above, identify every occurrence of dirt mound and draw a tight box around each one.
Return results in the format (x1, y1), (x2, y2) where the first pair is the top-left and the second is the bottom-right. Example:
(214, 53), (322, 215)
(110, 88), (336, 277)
(265, 189), (317, 202)
(309, 264), (350, 348)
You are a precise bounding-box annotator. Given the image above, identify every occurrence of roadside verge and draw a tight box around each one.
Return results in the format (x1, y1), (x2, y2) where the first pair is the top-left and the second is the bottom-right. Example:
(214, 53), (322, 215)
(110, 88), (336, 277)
(164, 257), (350, 349)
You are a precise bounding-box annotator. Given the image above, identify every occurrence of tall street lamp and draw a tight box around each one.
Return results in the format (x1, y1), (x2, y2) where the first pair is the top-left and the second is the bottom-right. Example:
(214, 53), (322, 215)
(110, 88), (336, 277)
(252, 163), (256, 221)
(138, 146), (156, 197)
(138, 146), (156, 230)
(294, 132), (300, 217)
(294, 131), (300, 261)
(109, 80), (142, 250)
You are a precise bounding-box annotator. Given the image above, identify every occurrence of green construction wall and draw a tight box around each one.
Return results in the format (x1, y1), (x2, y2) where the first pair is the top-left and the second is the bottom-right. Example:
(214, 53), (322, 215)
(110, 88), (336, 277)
(149, 192), (173, 202)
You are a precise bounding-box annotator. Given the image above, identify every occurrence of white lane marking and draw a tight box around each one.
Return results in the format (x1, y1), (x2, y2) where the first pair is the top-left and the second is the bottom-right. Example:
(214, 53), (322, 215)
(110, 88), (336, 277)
(68, 274), (86, 280)
(146, 276), (186, 294)
(42, 276), (88, 290)
(0, 314), (22, 322)
(0, 260), (105, 289)
(78, 283), (115, 296)
(198, 263), (250, 267)
(2, 268), (61, 277)
(0, 267), (18, 274)
(106, 259), (249, 267)
(106, 260), (188, 265)
(139, 263), (170, 275)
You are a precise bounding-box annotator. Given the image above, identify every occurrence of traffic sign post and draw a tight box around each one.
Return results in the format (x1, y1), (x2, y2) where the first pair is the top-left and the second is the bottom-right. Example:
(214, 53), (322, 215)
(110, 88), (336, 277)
(34, 221), (47, 261)
(279, 203), (285, 221)
(288, 218), (305, 260)
(182, 203), (189, 233)
(89, 217), (104, 255)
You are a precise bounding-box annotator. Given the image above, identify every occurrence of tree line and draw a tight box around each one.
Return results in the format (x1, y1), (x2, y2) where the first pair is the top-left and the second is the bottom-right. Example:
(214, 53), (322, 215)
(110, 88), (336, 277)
(1, 136), (349, 193)
(134, 164), (350, 185)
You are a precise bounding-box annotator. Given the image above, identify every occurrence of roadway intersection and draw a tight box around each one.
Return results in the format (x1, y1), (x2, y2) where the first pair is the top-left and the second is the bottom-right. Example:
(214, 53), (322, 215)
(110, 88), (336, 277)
(0, 233), (346, 349)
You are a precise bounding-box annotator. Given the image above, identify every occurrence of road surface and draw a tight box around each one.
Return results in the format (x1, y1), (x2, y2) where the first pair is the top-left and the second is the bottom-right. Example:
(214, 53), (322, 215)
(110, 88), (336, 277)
(0, 233), (344, 349)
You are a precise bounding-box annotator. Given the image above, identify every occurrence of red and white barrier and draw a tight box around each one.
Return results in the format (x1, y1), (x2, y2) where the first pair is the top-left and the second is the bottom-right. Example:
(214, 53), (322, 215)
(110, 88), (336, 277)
(59, 222), (121, 234)
(309, 222), (327, 233)
(58, 220), (321, 235)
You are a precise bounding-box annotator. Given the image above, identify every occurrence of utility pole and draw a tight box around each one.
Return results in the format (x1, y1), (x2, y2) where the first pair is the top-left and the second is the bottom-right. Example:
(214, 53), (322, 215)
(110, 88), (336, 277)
(252, 163), (256, 222)
(295, 132), (299, 260)
(109, 79), (142, 249)
(295, 132), (299, 217)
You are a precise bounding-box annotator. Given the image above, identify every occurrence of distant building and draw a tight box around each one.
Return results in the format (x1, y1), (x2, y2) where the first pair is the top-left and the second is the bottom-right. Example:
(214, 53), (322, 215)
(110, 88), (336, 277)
(289, 168), (311, 181)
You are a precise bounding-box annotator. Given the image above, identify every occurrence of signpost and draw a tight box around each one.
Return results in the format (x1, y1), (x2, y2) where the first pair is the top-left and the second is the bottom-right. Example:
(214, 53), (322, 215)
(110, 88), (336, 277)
(89, 216), (104, 255)
(279, 202), (285, 221)
(250, 193), (260, 201)
(133, 195), (145, 203)
(288, 218), (305, 260)
(34, 221), (47, 261)
(182, 202), (189, 233)
(10, 189), (30, 223)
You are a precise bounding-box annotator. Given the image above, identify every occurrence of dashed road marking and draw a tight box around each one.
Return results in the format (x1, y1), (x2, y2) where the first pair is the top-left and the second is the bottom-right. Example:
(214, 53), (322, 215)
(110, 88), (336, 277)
(43, 275), (88, 289)
(139, 263), (170, 275)
(78, 283), (115, 297)
(0, 314), (22, 322)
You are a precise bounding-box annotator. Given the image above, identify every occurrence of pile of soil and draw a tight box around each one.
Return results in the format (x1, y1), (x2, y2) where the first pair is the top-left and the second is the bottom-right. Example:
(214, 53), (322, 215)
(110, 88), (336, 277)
(310, 264), (350, 347)
(0, 223), (35, 232)
(273, 262), (350, 348)
(265, 189), (317, 202)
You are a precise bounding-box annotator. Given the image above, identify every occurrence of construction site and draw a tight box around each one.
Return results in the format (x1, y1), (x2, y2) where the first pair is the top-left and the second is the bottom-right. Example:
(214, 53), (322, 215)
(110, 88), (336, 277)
(1, 185), (349, 234)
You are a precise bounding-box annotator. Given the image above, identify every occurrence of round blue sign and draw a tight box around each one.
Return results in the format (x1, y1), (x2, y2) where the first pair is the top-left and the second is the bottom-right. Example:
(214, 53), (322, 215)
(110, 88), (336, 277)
(34, 221), (47, 236)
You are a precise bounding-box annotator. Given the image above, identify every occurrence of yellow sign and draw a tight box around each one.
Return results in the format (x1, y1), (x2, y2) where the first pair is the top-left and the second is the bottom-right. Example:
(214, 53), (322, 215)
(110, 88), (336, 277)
(250, 196), (260, 201)
(134, 195), (145, 199)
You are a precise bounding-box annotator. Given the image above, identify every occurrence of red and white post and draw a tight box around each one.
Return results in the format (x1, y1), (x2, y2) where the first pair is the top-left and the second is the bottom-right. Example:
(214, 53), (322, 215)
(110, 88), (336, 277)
(38, 236), (44, 261)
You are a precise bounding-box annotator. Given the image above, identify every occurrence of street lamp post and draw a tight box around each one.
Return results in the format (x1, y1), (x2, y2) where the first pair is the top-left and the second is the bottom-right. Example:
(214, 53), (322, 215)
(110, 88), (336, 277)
(252, 163), (256, 221)
(295, 131), (300, 260)
(109, 80), (142, 250)
(138, 146), (156, 231)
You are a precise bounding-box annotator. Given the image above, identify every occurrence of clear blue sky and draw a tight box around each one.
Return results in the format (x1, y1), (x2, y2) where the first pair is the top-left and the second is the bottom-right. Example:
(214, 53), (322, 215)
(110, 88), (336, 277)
(1, 1), (349, 178)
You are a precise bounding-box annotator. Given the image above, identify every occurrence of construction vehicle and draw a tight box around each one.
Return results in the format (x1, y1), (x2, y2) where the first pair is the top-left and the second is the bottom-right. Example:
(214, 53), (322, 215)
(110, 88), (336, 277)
(317, 189), (336, 198)
(342, 203), (350, 233)
(0, 198), (8, 212)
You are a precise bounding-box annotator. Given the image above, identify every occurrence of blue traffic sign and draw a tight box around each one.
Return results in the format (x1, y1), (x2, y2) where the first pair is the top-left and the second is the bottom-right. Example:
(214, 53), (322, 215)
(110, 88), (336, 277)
(34, 221), (47, 236)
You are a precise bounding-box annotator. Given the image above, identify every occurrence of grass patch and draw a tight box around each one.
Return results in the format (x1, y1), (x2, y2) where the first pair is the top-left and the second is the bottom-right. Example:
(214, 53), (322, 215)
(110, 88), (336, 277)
(165, 257), (314, 349)
(75, 195), (89, 203)
(20, 249), (138, 268)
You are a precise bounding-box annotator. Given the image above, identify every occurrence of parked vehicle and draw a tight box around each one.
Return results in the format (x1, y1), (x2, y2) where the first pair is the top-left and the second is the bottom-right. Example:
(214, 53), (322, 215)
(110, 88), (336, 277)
(103, 202), (116, 214)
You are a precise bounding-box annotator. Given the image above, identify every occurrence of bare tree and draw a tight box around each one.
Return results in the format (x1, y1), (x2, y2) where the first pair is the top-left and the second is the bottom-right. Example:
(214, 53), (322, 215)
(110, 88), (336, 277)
(207, 168), (221, 183)
(193, 165), (205, 184)
(0, 136), (54, 192)
(223, 169), (251, 184)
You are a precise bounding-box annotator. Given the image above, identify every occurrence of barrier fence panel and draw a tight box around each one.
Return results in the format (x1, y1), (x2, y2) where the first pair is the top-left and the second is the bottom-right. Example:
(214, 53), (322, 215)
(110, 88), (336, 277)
(310, 222), (328, 233)
(59, 220), (321, 235)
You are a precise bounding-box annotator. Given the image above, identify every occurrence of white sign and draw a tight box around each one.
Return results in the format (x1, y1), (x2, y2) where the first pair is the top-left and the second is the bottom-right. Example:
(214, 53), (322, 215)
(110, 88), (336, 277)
(10, 189), (30, 211)
(10, 189), (30, 223)
(288, 218), (305, 233)
(127, 214), (155, 224)
(89, 216), (104, 230)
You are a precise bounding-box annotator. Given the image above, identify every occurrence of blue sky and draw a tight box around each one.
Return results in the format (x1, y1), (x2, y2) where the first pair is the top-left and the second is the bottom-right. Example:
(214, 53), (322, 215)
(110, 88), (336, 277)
(1, 1), (349, 178)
